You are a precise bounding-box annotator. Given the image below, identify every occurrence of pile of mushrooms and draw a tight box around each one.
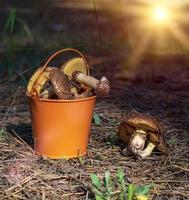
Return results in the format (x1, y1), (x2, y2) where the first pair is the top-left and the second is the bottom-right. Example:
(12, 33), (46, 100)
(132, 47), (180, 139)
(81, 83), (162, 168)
(118, 113), (167, 159)
(27, 57), (110, 99)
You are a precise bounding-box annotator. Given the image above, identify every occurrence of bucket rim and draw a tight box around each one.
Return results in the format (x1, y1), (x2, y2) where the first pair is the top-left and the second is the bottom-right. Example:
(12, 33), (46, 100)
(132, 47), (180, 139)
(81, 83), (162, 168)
(28, 94), (96, 103)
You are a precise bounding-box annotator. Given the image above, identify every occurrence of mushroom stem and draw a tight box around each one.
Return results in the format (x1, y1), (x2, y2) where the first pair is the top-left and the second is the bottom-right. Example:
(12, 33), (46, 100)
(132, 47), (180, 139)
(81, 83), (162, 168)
(129, 129), (147, 153)
(40, 86), (54, 99)
(72, 71), (99, 88)
(138, 142), (156, 159)
(72, 71), (110, 95)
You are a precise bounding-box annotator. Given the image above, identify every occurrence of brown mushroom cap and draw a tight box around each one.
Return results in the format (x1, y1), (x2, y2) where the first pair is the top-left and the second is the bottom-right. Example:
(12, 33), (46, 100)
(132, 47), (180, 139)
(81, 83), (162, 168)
(118, 113), (167, 153)
(49, 68), (73, 99)
(126, 115), (163, 133)
(118, 120), (135, 144)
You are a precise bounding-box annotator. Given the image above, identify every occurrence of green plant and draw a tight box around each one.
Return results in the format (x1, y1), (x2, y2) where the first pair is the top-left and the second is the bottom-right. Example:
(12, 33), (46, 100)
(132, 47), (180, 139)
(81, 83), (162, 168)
(90, 169), (151, 200)
(3, 9), (16, 78)
(2, 9), (34, 82)
(78, 156), (84, 165)
(116, 169), (127, 200)
(106, 133), (119, 147)
(127, 184), (135, 200)
(0, 126), (7, 141)
(93, 112), (101, 125)
(3, 9), (16, 34)
(90, 171), (113, 200)
(135, 185), (151, 196)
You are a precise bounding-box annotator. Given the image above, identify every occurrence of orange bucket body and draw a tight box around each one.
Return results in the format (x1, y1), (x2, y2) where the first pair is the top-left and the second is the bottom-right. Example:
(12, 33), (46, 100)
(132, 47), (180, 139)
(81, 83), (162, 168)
(29, 95), (96, 159)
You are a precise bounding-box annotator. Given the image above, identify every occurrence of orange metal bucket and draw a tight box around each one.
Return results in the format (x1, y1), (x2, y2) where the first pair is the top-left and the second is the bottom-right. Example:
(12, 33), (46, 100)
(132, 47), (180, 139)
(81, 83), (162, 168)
(29, 95), (96, 159)
(27, 48), (96, 159)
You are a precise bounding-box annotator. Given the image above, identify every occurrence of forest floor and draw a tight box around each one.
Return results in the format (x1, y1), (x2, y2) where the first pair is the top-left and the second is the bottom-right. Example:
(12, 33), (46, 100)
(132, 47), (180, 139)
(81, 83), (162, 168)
(0, 2), (189, 199)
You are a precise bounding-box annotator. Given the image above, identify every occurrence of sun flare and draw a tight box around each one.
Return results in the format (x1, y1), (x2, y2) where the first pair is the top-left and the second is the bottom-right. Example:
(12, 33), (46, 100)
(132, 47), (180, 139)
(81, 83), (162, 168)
(151, 6), (171, 24)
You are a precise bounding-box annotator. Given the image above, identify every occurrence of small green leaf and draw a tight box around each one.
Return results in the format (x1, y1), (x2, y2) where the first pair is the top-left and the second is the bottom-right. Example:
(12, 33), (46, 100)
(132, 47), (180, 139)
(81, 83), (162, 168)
(93, 113), (101, 125)
(93, 188), (104, 196)
(128, 184), (136, 200)
(0, 127), (6, 141)
(91, 173), (101, 188)
(118, 170), (127, 200)
(104, 171), (112, 194)
(117, 168), (125, 182)
(117, 168), (126, 192)
(0, 127), (5, 134)
(168, 138), (176, 145)
(136, 185), (151, 195)
(104, 171), (111, 187)
(95, 195), (105, 200)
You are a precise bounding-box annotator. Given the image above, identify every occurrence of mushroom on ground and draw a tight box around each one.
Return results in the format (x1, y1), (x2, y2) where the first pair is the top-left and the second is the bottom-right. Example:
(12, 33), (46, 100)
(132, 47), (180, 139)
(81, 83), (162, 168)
(72, 71), (110, 96)
(118, 113), (167, 159)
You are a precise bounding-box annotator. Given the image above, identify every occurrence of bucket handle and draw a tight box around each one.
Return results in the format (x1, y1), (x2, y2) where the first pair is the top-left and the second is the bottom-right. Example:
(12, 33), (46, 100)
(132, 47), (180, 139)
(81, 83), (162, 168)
(31, 48), (89, 96)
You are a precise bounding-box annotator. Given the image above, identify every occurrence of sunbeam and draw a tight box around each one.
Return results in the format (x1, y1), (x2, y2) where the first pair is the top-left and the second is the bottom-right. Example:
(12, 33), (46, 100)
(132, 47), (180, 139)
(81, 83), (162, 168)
(128, 30), (153, 67)
(167, 22), (189, 51)
(126, 1), (188, 56)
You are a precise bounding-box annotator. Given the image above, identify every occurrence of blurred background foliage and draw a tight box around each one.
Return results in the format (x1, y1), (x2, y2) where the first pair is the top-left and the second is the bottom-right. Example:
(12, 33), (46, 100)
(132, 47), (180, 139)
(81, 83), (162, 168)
(0, 0), (188, 85)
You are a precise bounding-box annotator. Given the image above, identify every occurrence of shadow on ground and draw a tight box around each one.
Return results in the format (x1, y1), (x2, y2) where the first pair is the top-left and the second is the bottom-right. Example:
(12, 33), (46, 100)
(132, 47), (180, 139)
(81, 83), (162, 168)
(6, 123), (34, 148)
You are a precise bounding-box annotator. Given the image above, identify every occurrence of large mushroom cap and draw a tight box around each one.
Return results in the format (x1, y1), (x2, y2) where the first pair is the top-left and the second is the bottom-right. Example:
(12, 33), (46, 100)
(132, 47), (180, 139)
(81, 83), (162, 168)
(27, 66), (53, 96)
(60, 57), (88, 79)
(60, 57), (89, 95)
(118, 119), (135, 144)
(126, 115), (163, 133)
(118, 113), (167, 154)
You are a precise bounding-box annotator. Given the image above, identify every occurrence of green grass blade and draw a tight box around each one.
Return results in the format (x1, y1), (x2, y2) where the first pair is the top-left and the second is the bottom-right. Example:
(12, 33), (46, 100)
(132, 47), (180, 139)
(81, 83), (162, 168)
(91, 173), (102, 188)
(128, 184), (136, 200)
(10, 10), (16, 33)
(3, 9), (16, 33)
